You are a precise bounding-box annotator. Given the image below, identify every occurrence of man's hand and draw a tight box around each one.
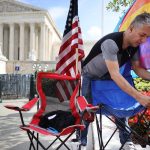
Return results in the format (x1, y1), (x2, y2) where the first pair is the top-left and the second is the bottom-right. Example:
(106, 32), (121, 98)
(136, 93), (150, 108)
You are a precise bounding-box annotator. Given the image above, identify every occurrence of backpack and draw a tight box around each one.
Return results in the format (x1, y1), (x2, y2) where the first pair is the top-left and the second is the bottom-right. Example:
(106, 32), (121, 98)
(39, 110), (76, 132)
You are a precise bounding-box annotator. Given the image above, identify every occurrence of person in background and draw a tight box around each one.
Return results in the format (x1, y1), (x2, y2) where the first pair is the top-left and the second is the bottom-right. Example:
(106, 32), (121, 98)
(81, 12), (150, 150)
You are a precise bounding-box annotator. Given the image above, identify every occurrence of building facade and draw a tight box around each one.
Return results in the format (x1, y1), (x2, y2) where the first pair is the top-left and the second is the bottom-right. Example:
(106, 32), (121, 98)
(0, 0), (62, 73)
(0, 0), (95, 74)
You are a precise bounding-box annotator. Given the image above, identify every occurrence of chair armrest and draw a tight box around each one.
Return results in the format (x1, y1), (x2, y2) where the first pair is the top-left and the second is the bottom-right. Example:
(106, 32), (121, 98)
(77, 96), (99, 113)
(77, 96), (99, 122)
(4, 97), (39, 112)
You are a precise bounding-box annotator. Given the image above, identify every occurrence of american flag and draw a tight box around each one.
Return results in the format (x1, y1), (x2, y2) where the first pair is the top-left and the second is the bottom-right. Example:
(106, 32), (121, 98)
(55, 0), (84, 102)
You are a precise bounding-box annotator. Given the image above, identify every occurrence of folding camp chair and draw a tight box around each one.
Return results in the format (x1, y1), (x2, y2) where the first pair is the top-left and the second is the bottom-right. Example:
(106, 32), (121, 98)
(4, 72), (98, 150)
(91, 64), (150, 150)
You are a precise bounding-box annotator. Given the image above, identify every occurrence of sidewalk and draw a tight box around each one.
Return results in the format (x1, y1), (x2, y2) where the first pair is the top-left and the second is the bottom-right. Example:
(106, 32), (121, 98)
(92, 114), (150, 150)
(0, 99), (93, 150)
(0, 99), (150, 150)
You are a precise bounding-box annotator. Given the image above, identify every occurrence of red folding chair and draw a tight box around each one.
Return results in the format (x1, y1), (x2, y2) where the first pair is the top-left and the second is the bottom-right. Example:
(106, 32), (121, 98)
(5, 72), (98, 150)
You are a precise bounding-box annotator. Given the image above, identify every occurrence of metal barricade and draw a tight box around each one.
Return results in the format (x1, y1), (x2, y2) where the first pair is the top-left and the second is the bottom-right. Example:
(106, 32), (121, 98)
(0, 74), (31, 99)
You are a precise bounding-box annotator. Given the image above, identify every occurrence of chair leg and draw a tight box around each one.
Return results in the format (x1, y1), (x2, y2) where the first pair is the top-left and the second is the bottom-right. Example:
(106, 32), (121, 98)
(46, 131), (75, 150)
(95, 115), (101, 148)
(103, 107), (150, 149)
(99, 110), (105, 150)
(27, 131), (36, 150)
(56, 131), (75, 150)
(28, 132), (39, 150)
(27, 130), (76, 150)
(36, 133), (39, 150)
(104, 127), (118, 148)
(95, 114), (105, 150)
(27, 131), (47, 150)
(46, 137), (59, 149)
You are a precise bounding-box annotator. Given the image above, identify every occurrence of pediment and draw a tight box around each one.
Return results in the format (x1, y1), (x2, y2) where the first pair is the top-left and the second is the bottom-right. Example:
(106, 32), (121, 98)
(0, 0), (45, 13)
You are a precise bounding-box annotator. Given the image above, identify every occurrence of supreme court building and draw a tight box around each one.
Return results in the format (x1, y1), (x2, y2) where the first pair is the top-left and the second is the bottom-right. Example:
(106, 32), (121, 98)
(0, 0), (95, 74)
(0, 0), (61, 73)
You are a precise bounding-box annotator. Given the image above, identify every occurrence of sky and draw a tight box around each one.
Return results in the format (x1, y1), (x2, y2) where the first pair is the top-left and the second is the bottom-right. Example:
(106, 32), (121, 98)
(19, 0), (127, 41)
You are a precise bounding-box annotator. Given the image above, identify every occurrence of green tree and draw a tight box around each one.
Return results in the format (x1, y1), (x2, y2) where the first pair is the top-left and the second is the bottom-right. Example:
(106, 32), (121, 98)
(106, 0), (134, 12)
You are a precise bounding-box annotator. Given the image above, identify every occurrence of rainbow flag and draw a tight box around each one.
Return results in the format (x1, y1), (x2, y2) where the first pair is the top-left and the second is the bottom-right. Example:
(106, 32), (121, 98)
(115, 0), (150, 69)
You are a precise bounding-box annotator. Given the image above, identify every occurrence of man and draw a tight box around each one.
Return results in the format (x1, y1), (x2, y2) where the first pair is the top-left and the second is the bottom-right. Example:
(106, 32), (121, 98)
(81, 12), (150, 150)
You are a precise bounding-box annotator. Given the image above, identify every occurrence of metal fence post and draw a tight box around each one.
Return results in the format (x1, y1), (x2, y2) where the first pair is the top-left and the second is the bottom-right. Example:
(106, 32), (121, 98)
(29, 74), (35, 100)
(0, 77), (2, 103)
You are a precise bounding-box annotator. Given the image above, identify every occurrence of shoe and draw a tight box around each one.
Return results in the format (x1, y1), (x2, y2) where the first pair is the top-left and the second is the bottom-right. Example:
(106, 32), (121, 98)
(78, 144), (86, 150)
(80, 138), (87, 146)
(71, 138), (80, 142)
(122, 142), (137, 150)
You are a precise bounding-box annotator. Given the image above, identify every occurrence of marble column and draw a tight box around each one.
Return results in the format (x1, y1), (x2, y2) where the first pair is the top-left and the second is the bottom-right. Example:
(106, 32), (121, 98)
(29, 23), (36, 61)
(0, 42), (7, 74)
(0, 23), (3, 56)
(0, 23), (7, 74)
(47, 28), (50, 60)
(35, 27), (39, 60)
(19, 23), (25, 60)
(49, 29), (53, 60)
(45, 25), (49, 60)
(9, 23), (15, 60)
(40, 22), (46, 61)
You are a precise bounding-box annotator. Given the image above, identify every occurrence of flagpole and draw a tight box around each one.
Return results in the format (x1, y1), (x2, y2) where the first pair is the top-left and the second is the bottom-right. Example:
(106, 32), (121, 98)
(101, 0), (104, 37)
(75, 48), (78, 76)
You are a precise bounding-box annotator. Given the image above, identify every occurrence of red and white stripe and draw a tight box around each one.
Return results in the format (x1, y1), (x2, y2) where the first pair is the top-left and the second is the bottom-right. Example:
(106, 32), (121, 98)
(56, 16), (84, 76)
(56, 16), (84, 102)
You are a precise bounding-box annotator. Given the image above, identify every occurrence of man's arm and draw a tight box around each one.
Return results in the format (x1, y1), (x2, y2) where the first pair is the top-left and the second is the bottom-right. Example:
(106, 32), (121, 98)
(132, 60), (150, 80)
(105, 60), (150, 108)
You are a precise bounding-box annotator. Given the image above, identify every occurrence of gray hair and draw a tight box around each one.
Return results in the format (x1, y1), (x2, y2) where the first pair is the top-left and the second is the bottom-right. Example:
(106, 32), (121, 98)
(130, 12), (150, 28)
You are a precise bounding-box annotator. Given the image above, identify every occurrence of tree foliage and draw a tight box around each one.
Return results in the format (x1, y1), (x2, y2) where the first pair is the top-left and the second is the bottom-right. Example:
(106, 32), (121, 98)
(106, 0), (134, 12)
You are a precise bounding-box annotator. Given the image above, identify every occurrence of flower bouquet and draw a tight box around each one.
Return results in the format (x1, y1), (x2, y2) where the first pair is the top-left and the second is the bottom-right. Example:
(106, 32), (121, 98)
(128, 107), (150, 147)
(128, 78), (150, 147)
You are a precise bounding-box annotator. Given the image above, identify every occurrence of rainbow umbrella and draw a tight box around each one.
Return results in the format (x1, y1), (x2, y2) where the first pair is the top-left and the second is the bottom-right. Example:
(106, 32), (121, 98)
(114, 0), (150, 69)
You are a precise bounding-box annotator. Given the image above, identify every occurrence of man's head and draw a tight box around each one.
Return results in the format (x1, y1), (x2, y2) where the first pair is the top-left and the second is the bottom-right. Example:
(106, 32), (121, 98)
(130, 12), (150, 28)
(127, 12), (150, 47)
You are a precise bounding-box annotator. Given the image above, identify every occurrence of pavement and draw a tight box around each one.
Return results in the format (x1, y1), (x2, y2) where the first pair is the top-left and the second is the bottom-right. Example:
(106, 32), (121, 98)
(0, 99), (150, 150)
(0, 99), (93, 150)
(92, 115), (150, 150)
